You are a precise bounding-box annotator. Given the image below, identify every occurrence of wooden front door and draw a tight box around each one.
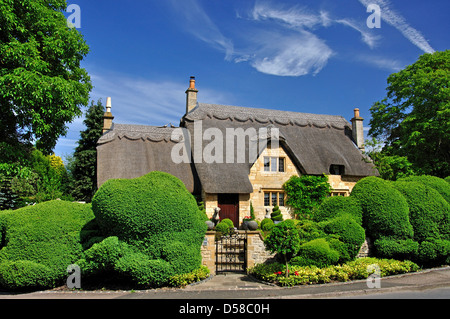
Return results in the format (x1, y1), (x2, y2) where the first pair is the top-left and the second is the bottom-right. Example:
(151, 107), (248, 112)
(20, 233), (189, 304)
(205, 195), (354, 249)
(218, 194), (239, 227)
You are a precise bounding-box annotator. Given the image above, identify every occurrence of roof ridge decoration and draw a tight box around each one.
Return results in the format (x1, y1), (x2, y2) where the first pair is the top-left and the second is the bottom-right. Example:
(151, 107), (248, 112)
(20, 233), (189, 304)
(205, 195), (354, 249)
(185, 103), (350, 130)
(97, 123), (185, 145)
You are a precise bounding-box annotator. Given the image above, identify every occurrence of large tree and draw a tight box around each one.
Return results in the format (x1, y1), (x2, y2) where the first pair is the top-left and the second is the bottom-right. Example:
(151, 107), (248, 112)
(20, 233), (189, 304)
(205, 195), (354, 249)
(0, 0), (92, 156)
(369, 50), (450, 178)
(69, 99), (104, 202)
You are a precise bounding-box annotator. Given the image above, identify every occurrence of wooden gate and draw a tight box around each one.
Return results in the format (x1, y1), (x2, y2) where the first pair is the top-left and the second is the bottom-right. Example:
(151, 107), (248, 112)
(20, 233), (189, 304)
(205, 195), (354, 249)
(216, 232), (247, 273)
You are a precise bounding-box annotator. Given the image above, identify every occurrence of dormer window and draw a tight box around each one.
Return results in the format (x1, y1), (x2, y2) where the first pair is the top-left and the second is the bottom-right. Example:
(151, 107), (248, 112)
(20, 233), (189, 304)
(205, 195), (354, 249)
(330, 164), (345, 175)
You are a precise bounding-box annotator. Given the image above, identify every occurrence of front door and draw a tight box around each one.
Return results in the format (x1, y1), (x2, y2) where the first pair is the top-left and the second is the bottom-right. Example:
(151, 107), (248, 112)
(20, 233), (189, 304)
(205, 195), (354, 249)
(218, 194), (239, 227)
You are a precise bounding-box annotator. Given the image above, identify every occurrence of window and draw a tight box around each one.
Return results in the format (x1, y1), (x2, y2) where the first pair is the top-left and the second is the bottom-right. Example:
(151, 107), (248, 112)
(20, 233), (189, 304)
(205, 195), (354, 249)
(264, 157), (286, 172)
(264, 190), (285, 206)
(330, 164), (345, 175)
(264, 193), (270, 206)
(278, 158), (285, 172)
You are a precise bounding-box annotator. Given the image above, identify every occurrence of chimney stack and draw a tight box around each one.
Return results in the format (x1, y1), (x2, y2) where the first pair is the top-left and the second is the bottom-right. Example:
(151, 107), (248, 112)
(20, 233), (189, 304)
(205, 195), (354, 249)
(351, 108), (365, 152)
(185, 76), (198, 114)
(102, 97), (114, 134)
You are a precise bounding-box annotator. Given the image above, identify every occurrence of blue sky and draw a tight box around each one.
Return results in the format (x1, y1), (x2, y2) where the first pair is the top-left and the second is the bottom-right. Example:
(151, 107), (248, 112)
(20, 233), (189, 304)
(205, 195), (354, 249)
(54, 0), (449, 159)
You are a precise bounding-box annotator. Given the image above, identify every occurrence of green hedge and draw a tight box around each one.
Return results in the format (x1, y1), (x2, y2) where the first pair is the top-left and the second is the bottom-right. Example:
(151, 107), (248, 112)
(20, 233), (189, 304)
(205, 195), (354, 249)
(399, 175), (450, 203)
(88, 171), (207, 288)
(0, 200), (95, 290)
(351, 177), (413, 241)
(393, 181), (450, 242)
(313, 196), (363, 225)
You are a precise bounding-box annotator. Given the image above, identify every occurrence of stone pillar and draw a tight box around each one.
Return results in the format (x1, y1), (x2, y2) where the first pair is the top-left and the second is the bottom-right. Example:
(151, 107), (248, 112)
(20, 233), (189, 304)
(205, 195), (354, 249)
(201, 231), (216, 275)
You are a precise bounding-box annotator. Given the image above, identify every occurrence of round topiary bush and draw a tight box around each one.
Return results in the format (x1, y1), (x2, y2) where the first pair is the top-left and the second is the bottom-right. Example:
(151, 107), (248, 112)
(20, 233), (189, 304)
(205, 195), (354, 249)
(313, 196), (363, 225)
(0, 200), (95, 291)
(351, 176), (413, 241)
(319, 215), (366, 260)
(393, 180), (450, 242)
(89, 171), (207, 288)
(260, 218), (275, 232)
(290, 238), (340, 268)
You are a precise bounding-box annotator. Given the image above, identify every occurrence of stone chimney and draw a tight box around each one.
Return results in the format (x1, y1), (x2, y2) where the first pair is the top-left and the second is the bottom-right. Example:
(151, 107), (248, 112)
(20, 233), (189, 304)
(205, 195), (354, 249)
(351, 108), (365, 152)
(102, 97), (114, 134)
(185, 76), (198, 114)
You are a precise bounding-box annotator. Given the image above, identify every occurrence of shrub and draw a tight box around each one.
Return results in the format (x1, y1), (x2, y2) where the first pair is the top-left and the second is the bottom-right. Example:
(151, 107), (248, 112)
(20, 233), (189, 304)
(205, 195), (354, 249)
(296, 219), (326, 245)
(0, 200), (95, 290)
(445, 176), (450, 184)
(215, 219), (234, 235)
(417, 239), (450, 266)
(291, 238), (340, 268)
(90, 171), (207, 288)
(283, 174), (331, 219)
(320, 216), (366, 261)
(249, 258), (420, 287)
(265, 220), (301, 276)
(260, 218), (274, 232)
(351, 176), (413, 241)
(313, 196), (363, 225)
(399, 175), (450, 203)
(373, 237), (419, 260)
(168, 265), (210, 288)
(271, 205), (283, 222)
(393, 181), (450, 242)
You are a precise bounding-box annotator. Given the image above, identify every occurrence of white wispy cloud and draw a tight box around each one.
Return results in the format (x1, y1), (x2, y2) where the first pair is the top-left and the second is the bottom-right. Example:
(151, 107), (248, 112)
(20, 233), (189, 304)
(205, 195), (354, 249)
(166, 0), (234, 60)
(248, 30), (334, 77)
(358, 0), (435, 53)
(357, 55), (404, 72)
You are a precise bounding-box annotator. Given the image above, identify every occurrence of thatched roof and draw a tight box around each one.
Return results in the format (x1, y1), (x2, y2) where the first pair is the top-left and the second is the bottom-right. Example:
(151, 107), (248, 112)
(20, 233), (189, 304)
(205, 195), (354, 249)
(97, 123), (199, 193)
(180, 103), (377, 193)
(97, 103), (377, 193)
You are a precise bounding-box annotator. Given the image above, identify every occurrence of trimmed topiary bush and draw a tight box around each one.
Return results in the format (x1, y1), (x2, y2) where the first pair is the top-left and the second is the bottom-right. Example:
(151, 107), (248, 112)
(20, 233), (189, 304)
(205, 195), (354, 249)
(271, 205), (283, 222)
(393, 180), (450, 242)
(291, 238), (340, 268)
(319, 216), (366, 261)
(260, 218), (274, 232)
(0, 200), (95, 291)
(215, 218), (234, 235)
(399, 175), (450, 203)
(87, 171), (207, 288)
(373, 238), (419, 260)
(313, 196), (363, 225)
(351, 176), (413, 241)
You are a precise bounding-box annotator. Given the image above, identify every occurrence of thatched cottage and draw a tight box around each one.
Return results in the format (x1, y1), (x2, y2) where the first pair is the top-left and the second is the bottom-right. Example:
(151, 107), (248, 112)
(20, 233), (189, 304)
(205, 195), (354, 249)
(97, 77), (377, 226)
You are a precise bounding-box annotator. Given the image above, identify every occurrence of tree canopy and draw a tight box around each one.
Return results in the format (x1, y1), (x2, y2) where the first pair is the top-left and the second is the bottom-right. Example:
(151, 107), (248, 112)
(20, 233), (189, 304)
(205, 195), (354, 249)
(0, 0), (92, 155)
(368, 50), (450, 178)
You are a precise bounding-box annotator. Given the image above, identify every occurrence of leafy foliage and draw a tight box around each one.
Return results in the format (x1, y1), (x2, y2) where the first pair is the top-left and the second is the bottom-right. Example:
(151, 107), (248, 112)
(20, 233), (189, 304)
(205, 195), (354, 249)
(0, 0), (92, 153)
(88, 171), (207, 287)
(0, 201), (95, 290)
(368, 50), (450, 178)
(68, 99), (105, 202)
(264, 220), (301, 277)
(283, 174), (331, 219)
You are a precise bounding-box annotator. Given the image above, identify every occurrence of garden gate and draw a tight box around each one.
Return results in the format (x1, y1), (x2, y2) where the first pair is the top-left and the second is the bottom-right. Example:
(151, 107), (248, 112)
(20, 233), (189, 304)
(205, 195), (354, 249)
(215, 232), (247, 273)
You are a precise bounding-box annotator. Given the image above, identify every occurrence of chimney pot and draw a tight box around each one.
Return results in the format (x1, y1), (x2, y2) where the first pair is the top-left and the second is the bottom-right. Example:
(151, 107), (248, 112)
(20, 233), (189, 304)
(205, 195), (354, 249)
(354, 108), (360, 118)
(106, 97), (112, 113)
(103, 97), (114, 134)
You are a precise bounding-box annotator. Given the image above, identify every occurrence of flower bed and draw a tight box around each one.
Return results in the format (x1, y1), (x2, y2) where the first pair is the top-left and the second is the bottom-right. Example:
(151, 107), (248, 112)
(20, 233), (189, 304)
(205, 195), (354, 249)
(248, 257), (420, 287)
